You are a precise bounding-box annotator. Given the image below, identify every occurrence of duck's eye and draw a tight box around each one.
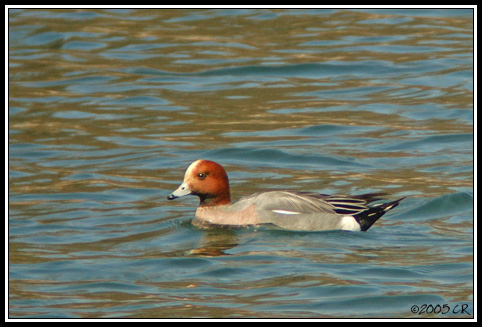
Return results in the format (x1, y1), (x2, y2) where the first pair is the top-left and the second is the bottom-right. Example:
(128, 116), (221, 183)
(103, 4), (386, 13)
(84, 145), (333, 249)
(198, 173), (206, 180)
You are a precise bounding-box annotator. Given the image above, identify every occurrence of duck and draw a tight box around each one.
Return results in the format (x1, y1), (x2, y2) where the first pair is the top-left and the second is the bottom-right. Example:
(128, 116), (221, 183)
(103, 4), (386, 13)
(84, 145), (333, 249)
(167, 159), (404, 231)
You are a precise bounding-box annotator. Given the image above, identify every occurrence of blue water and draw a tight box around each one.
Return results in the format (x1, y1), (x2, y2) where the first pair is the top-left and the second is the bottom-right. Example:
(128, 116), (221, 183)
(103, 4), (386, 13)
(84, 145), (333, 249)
(8, 8), (473, 319)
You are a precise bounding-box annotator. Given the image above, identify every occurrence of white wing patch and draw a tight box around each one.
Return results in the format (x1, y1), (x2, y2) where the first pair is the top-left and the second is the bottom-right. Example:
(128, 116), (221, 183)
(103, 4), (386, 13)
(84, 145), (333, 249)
(272, 210), (301, 215)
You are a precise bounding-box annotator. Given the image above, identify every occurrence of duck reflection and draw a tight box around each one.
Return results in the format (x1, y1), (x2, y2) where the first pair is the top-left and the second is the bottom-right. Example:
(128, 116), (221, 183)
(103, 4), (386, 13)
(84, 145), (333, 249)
(187, 227), (239, 257)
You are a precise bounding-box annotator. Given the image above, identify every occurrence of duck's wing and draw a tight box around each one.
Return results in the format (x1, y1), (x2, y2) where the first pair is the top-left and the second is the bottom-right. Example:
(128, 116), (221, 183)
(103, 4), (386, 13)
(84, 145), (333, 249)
(239, 191), (349, 231)
(297, 192), (387, 215)
(237, 191), (337, 215)
(237, 191), (403, 231)
(240, 191), (386, 215)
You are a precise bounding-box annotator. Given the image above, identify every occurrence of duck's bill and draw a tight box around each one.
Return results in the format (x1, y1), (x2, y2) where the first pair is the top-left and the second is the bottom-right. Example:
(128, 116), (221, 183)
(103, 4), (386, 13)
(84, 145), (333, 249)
(167, 182), (191, 200)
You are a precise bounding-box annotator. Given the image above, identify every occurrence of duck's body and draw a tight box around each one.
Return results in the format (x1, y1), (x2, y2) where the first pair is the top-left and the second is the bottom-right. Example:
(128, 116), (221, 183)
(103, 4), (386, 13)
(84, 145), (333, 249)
(168, 160), (404, 232)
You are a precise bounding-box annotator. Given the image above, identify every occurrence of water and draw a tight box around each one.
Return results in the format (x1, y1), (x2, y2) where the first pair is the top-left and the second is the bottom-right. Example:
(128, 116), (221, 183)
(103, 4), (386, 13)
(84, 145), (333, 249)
(8, 8), (474, 319)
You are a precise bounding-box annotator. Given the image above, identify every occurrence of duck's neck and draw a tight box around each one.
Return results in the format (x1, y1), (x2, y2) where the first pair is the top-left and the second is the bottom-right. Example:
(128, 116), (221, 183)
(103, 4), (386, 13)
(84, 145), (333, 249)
(199, 193), (232, 207)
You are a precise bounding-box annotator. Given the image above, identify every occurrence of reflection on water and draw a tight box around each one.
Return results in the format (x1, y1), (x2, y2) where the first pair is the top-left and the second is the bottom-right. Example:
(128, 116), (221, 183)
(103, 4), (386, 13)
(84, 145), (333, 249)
(9, 8), (473, 318)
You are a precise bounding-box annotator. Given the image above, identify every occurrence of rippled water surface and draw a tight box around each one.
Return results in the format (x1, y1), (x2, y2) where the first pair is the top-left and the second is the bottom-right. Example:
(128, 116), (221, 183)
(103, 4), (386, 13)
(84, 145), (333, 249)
(9, 8), (474, 319)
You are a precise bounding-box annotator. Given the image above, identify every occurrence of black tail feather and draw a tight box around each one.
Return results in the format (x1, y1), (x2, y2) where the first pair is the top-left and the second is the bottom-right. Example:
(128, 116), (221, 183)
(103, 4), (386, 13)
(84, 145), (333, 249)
(353, 197), (405, 231)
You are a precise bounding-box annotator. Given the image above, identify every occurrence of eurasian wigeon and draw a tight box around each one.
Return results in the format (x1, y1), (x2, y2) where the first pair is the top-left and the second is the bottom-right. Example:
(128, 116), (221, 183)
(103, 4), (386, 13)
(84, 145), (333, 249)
(167, 160), (404, 231)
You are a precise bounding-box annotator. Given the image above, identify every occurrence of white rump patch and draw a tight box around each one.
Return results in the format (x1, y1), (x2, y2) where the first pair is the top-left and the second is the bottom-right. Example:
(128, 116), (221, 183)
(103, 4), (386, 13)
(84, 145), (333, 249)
(272, 210), (301, 215)
(340, 216), (361, 231)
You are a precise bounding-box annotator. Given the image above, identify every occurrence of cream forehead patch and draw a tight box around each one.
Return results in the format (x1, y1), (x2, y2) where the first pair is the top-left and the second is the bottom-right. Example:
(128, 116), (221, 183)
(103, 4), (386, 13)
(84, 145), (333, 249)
(183, 160), (202, 181)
